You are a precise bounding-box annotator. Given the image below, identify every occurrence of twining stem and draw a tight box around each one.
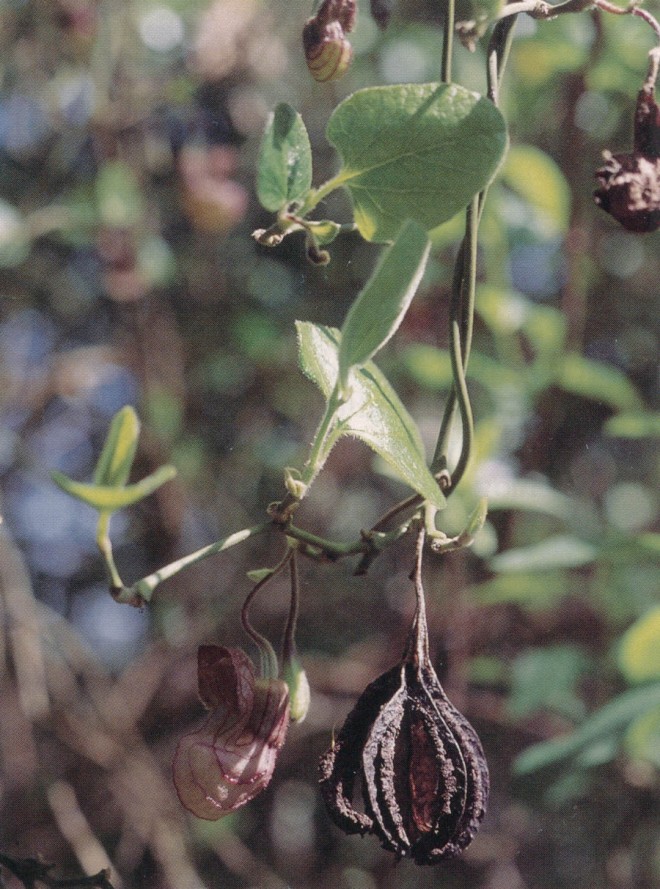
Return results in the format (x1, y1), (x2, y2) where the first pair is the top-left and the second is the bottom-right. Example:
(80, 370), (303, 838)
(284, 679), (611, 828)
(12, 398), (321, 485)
(430, 197), (478, 488)
(430, 16), (519, 493)
(286, 522), (366, 557)
(282, 549), (300, 663)
(241, 547), (294, 679)
(441, 0), (456, 84)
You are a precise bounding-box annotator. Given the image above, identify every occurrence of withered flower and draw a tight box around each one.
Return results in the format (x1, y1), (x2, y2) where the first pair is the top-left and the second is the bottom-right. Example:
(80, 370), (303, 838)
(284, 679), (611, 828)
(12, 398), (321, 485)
(319, 535), (489, 864)
(594, 85), (660, 233)
(173, 645), (289, 820)
(303, 0), (356, 83)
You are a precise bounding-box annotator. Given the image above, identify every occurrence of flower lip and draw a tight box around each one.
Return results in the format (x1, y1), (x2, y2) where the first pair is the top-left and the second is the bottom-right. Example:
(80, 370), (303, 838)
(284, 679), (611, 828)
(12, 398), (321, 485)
(173, 645), (289, 820)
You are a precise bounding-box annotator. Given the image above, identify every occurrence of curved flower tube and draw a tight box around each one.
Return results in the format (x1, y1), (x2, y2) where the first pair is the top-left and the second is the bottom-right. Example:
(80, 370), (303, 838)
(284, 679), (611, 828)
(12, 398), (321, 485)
(173, 646), (290, 820)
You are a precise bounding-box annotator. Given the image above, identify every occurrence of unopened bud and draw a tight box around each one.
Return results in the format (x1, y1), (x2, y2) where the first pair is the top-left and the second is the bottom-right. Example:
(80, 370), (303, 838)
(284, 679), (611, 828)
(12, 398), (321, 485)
(303, 0), (355, 83)
(283, 656), (311, 723)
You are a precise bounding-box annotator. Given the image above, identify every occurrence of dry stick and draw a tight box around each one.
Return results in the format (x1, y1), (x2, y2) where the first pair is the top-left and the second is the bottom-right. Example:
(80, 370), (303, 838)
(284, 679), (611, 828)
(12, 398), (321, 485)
(33, 603), (208, 889)
(0, 853), (114, 889)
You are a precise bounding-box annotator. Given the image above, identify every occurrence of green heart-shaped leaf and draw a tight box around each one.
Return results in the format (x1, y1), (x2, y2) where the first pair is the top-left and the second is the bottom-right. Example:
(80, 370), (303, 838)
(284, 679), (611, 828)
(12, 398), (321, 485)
(296, 321), (445, 509)
(257, 103), (313, 212)
(326, 82), (508, 242)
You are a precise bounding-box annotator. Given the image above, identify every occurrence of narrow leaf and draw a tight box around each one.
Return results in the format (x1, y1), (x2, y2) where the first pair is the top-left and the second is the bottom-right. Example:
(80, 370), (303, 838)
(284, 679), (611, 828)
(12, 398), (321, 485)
(557, 353), (643, 412)
(93, 405), (141, 487)
(604, 411), (660, 439)
(296, 321), (445, 509)
(338, 219), (430, 392)
(514, 683), (660, 774)
(52, 465), (177, 512)
(257, 103), (313, 212)
(489, 535), (597, 573)
(326, 83), (508, 242)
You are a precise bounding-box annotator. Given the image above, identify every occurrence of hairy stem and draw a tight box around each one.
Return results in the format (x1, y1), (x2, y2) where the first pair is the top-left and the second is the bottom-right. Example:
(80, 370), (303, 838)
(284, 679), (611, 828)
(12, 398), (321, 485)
(115, 523), (271, 605)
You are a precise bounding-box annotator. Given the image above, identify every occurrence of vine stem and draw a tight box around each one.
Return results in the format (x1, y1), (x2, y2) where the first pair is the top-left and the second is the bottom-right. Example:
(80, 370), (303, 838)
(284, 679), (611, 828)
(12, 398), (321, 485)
(430, 16), (519, 494)
(241, 547), (294, 679)
(442, 0), (456, 83)
(405, 525), (429, 667)
(96, 511), (123, 591)
(282, 549), (300, 663)
(115, 522), (270, 605)
(302, 384), (344, 487)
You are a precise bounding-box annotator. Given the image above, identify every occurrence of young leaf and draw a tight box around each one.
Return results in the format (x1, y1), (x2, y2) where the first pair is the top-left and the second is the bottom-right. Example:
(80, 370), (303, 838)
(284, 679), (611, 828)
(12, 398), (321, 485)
(257, 103), (313, 212)
(52, 465), (177, 512)
(338, 219), (430, 392)
(93, 405), (141, 487)
(296, 321), (445, 509)
(326, 83), (508, 242)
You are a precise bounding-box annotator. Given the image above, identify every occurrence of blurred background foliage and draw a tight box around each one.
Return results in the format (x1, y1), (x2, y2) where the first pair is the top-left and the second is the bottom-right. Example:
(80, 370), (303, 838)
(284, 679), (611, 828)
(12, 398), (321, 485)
(0, 1), (658, 888)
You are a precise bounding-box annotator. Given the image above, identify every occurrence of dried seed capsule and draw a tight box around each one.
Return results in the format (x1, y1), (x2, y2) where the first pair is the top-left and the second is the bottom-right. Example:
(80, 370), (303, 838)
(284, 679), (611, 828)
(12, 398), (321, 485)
(594, 86), (660, 233)
(594, 151), (660, 233)
(319, 541), (489, 864)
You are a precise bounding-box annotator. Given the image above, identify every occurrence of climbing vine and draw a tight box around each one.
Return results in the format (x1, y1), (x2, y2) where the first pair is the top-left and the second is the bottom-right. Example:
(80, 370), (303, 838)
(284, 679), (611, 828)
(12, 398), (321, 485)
(45, 0), (660, 869)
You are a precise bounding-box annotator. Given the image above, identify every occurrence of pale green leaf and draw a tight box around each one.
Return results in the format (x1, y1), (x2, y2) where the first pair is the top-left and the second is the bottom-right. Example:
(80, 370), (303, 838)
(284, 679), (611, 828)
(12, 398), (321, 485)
(508, 645), (588, 720)
(514, 683), (660, 774)
(95, 160), (144, 227)
(486, 479), (574, 521)
(624, 707), (660, 768)
(296, 321), (445, 509)
(471, 571), (570, 610)
(500, 144), (571, 235)
(557, 353), (643, 412)
(490, 534), (598, 573)
(604, 411), (660, 439)
(52, 465), (177, 512)
(338, 219), (430, 391)
(327, 83), (508, 242)
(257, 103), (313, 212)
(93, 406), (141, 487)
(618, 606), (660, 684)
(246, 568), (275, 583)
